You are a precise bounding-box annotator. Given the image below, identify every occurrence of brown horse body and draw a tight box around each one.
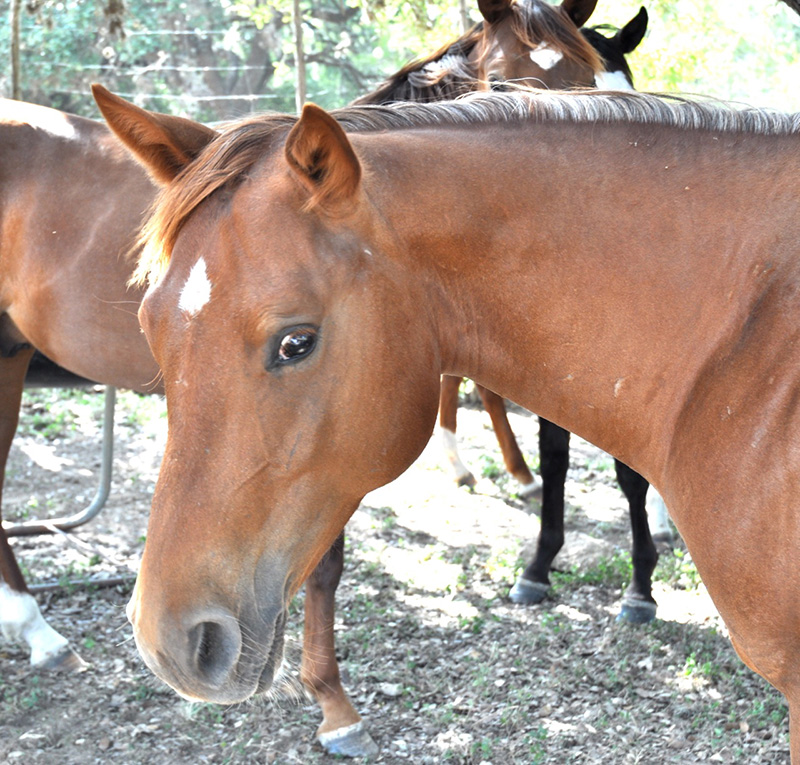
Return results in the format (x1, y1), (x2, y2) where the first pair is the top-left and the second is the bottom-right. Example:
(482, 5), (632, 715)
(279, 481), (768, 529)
(97, 88), (800, 759)
(0, 99), (157, 668)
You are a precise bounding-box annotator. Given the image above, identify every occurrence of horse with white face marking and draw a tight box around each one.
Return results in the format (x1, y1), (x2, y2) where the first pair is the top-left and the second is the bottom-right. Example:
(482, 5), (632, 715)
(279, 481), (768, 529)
(95, 86), (800, 761)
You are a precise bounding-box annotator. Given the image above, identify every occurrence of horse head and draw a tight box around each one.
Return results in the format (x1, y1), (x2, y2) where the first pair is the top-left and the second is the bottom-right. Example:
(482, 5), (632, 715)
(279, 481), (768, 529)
(94, 85), (443, 703)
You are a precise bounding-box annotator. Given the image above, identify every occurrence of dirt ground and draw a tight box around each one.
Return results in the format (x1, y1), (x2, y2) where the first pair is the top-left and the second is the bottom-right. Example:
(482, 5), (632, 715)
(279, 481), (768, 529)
(0, 387), (790, 764)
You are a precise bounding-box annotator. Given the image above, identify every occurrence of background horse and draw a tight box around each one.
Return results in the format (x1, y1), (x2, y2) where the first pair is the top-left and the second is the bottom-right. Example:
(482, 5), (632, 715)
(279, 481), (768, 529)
(1, 0), (648, 757)
(357, 0), (660, 623)
(0, 98), (157, 671)
(95, 85), (800, 762)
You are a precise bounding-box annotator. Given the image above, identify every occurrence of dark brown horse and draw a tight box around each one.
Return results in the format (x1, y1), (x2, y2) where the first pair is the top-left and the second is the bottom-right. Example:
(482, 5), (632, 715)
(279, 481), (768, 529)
(95, 86), (800, 761)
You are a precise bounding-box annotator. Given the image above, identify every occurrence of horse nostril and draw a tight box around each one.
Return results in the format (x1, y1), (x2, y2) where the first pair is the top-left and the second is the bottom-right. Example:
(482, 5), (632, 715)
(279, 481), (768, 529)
(187, 614), (241, 688)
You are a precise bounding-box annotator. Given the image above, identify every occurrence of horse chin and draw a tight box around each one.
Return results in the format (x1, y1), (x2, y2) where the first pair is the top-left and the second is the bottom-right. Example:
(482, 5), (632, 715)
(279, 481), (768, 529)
(255, 609), (286, 696)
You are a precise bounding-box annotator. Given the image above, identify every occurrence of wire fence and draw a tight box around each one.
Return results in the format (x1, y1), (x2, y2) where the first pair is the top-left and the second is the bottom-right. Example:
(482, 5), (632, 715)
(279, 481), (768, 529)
(3, 5), (396, 120)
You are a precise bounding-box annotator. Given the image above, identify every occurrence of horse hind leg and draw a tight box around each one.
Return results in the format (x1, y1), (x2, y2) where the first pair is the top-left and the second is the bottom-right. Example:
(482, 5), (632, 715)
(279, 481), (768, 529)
(476, 384), (540, 499)
(509, 418), (568, 604)
(438, 375), (476, 487)
(646, 488), (674, 548)
(0, 344), (84, 670)
(301, 532), (378, 757)
(614, 460), (658, 624)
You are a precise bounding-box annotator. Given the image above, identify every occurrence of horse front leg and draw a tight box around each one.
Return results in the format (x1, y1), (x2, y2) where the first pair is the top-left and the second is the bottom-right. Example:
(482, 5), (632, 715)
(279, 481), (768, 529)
(476, 384), (540, 498)
(438, 375), (476, 487)
(509, 418), (568, 604)
(301, 531), (378, 757)
(0, 346), (84, 670)
(614, 460), (658, 624)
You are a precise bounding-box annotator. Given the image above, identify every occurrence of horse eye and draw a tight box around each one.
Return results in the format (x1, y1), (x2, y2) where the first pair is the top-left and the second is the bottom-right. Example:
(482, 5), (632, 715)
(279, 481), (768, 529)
(488, 75), (508, 92)
(276, 327), (317, 365)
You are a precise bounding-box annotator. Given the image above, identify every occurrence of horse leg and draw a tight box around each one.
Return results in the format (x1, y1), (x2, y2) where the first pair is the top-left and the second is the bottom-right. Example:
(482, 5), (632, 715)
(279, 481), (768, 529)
(0, 346), (84, 670)
(475, 384), (540, 498)
(301, 531), (378, 757)
(614, 460), (659, 624)
(646, 488), (674, 547)
(509, 418), (569, 604)
(438, 375), (475, 487)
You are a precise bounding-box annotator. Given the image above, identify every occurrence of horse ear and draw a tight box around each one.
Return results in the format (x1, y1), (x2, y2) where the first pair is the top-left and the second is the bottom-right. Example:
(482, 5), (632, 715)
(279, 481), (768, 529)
(478, 0), (513, 24)
(91, 83), (218, 185)
(284, 103), (361, 211)
(559, 0), (597, 28)
(617, 7), (648, 54)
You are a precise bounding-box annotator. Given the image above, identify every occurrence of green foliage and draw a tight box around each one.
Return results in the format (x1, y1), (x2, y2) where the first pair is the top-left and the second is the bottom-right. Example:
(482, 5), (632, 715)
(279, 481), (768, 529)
(552, 550), (633, 591)
(4, 0), (800, 120)
(656, 548), (703, 590)
(608, 0), (800, 110)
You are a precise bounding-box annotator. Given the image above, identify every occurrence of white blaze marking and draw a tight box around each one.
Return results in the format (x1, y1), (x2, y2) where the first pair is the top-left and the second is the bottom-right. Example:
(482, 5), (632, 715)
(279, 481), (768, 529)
(441, 427), (472, 482)
(179, 257), (212, 316)
(0, 583), (70, 666)
(594, 70), (634, 91)
(529, 44), (564, 71)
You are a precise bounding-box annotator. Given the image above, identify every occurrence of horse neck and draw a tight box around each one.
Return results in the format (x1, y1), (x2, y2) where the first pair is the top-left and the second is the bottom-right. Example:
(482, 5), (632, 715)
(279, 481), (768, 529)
(355, 120), (800, 486)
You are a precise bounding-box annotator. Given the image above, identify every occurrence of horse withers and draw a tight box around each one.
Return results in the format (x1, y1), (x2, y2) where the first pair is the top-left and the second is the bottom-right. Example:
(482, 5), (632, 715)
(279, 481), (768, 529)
(93, 86), (800, 759)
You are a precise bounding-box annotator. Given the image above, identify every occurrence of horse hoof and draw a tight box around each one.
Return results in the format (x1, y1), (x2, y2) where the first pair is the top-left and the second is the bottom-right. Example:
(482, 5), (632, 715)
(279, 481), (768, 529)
(517, 479), (542, 500)
(456, 472), (476, 489)
(318, 720), (379, 758)
(509, 577), (549, 604)
(617, 598), (657, 625)
(36, 645), (88, 672)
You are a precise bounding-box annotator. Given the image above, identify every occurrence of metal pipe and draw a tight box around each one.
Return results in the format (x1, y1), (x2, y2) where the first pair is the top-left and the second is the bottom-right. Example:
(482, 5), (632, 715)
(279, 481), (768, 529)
(4, 386), (116, 537)
(28, 574), (134, 594)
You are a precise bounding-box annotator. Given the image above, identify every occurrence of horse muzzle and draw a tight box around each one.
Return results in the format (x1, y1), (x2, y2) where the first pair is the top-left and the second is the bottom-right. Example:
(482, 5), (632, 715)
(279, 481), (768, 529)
(127, 586), (286, 704)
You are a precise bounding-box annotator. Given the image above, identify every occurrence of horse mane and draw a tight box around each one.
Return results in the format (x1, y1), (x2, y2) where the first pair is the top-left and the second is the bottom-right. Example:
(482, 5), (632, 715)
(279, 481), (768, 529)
(135, 90), (800, 287)
(353, 26), (484, 105)
(354, 0), (602, 106)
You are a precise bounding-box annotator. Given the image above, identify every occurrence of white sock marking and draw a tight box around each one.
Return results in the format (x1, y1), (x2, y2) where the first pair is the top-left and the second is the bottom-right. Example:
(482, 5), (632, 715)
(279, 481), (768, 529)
(646, 490), (673, 538)
(441, 428), (472, 482)
(0, 583), (70, 666)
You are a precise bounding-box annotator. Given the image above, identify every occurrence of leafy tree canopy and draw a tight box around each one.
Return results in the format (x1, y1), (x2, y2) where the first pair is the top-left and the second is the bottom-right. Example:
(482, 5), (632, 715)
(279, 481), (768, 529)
(2, 0), (800, 119)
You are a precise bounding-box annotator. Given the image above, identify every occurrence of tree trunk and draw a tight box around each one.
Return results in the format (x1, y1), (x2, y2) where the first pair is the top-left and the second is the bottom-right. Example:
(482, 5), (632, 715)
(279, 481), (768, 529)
(459, 0), (471, 32)
(10, 0), (22, 100)
(292, 0), (306, 113)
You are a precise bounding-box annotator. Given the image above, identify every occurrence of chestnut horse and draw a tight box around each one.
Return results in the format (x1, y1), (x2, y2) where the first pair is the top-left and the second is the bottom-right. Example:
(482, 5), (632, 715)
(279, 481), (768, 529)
(0, 98), (158, 671)
(0, 1), (631, 755)
(96, 86), (800, 761)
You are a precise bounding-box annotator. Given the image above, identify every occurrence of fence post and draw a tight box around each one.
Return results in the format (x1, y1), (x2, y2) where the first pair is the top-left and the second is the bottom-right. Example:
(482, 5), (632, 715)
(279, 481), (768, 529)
(292, 0), (306, 113)
(10, 0), (22, 99)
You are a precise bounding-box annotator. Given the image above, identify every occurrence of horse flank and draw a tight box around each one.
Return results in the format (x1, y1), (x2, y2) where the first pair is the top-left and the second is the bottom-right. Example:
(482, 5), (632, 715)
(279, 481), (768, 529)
(134, 89), (800, 288)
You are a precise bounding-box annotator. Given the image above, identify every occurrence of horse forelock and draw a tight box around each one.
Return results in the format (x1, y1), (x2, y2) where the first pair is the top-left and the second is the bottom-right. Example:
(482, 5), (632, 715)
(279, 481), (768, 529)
(511, 0), (603, 74)
(134, 116), (297, 287)
(136, 90), (800, 287)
